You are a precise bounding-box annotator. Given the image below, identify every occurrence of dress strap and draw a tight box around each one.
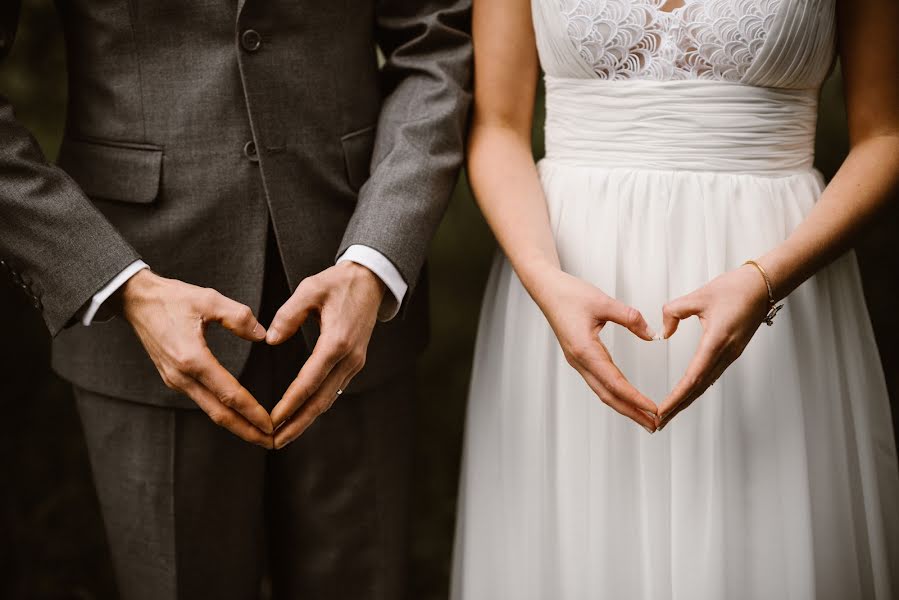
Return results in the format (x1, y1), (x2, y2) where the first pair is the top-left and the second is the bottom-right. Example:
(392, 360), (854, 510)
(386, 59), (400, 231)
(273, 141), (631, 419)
(530, 0), (596, 78)
(742, 0), (837, 88)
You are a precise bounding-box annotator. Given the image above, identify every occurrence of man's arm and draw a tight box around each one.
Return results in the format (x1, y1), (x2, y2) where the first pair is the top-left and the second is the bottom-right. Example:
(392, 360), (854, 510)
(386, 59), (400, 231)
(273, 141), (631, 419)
(0, 8), (274, 446)
(1, 3), (143, 334)
(336, 0), (473, 302)
(336, 245), (407, 320)
(266, 0), (473, 448)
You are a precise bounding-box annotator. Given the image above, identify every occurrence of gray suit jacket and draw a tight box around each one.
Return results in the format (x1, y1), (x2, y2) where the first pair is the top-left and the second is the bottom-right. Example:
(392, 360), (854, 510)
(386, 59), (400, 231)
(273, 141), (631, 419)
(0, 0), (471, 407)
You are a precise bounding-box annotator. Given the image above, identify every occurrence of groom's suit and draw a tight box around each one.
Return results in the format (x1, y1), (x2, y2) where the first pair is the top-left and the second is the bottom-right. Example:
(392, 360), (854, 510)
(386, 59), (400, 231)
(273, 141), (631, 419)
(0, 0), (471, 597)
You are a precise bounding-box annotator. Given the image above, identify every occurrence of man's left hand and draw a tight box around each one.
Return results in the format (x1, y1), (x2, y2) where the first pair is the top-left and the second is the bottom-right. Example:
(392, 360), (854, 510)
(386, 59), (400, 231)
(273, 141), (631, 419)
(266, 261), (385, 449)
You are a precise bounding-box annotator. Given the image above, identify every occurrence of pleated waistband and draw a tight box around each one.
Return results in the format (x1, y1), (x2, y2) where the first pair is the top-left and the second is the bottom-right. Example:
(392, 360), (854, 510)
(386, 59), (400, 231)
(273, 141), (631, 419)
(543, 77), (819, 174)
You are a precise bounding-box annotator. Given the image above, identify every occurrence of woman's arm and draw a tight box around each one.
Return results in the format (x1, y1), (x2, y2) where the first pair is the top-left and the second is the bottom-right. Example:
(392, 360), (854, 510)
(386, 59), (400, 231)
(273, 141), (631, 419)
(761, 0), (899, 299)
(470, 0), (658, 431)
(658, 0), (899, 426)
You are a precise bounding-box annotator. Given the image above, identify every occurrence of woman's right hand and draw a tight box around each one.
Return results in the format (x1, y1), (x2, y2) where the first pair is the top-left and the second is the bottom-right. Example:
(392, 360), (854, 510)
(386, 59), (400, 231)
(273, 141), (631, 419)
(531, 268), (660, 432)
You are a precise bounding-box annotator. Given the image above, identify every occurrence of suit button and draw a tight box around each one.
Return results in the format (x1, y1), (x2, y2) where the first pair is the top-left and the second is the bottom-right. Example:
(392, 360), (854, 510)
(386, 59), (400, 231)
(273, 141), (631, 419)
(241, 29), (262, 52)
(243, 140), (259, 162)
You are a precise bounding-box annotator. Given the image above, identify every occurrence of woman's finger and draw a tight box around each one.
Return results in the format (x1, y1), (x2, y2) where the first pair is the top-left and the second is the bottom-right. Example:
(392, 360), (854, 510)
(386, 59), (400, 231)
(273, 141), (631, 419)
(574, 363), (657, 431)
(599, 298), (656, 341)
(659, 352), (730, 430)
(661, 293), (703, 340)
(659, 330), (727, 420)
(580, 339), (659, 415)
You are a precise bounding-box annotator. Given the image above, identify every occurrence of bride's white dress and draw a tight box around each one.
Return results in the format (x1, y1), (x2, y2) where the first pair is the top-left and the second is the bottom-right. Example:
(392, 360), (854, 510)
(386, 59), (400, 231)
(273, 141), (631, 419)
(452, 1), (899, 598)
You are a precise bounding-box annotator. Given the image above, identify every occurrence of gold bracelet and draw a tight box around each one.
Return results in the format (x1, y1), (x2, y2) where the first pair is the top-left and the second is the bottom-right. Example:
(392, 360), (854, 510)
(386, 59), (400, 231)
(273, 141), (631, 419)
(743, 260), (784, 326)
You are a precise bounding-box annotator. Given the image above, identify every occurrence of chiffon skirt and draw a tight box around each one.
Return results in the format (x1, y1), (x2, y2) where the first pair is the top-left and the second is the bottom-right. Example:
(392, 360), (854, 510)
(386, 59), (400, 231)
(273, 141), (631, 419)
(451, 159), (899, 599)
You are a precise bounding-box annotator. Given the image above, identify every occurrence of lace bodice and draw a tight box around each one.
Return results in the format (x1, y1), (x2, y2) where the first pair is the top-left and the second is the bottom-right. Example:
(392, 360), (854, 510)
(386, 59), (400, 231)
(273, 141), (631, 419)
(561, 0), (780, 81)
(533, 0), (837, 88)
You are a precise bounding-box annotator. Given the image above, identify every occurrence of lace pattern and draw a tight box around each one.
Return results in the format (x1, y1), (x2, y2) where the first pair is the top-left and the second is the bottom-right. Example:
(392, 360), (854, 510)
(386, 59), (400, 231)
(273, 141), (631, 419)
(560, 0), (782, 81)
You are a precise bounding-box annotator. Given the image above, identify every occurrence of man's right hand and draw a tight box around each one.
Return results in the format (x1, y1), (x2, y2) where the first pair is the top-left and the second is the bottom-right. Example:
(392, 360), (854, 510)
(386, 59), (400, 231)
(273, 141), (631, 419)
(119, 269), (274, 448)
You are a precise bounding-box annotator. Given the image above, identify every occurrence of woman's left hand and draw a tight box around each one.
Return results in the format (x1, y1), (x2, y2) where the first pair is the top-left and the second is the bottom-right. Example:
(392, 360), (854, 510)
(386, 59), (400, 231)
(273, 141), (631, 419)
(657, 264), (774, 429)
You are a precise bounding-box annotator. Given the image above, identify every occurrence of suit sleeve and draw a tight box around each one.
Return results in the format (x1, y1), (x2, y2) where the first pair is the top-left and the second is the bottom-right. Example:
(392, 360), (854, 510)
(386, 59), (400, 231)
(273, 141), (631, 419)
(0, 2), (140, 335)
(336, 0), (473, 303)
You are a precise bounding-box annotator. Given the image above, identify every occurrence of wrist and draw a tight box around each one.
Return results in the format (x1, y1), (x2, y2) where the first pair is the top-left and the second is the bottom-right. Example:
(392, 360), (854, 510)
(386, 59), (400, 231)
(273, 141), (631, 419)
(739, 262), (775, 306)
(339, 260), (386, 299)
(119, 269), (162, 319)
(750, 253), (790, 303)
(521, 262), (565, 309)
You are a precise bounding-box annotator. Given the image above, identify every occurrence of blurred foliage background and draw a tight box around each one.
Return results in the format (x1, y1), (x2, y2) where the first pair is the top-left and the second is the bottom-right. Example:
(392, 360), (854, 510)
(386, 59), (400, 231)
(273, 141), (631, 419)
(1, 1), (897, 599)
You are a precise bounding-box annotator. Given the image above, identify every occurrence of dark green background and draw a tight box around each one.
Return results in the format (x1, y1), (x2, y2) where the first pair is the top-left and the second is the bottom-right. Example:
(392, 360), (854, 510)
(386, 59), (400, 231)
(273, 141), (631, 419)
(1, 2), (897, 599)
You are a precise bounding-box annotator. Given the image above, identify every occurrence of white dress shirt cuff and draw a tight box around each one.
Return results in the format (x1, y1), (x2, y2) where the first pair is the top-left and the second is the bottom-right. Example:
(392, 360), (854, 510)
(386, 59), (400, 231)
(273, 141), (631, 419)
(82, 260), (150, 326)
(337, 245), (407, 321)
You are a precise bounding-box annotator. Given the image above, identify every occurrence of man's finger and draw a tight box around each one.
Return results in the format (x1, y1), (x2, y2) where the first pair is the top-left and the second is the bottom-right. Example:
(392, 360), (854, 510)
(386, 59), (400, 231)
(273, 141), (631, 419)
(204, 290), (267, 342)
(659, 331), (726, 419)
(180, 378), (273, 448)
(269, 332), (349, 428)
(266, 280), (323, 345)
(191, 347), (273, 434)
(274, 358), (358, 449)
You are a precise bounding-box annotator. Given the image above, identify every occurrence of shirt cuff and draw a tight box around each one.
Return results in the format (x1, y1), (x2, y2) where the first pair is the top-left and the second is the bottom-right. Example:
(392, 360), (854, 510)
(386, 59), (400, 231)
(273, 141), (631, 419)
(82, 260), (150, 326)
(337, 245), (407, 321)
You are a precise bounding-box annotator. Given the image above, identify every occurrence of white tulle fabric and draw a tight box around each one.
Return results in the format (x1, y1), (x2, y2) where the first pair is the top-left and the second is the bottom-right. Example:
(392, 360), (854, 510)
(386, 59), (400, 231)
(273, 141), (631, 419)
(452, 1), (899, 599)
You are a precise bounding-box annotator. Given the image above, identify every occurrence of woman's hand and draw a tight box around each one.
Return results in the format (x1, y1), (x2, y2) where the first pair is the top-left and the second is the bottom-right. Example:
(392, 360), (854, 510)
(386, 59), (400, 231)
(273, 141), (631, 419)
(657, 264), (772, 428)
(533, 268), (660, 432)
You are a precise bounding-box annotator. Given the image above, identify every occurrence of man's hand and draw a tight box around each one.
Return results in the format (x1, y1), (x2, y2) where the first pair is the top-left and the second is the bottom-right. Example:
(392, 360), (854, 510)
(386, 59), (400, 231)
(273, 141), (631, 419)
(266, 262), (385, 449)
(120, 269), (274, 448)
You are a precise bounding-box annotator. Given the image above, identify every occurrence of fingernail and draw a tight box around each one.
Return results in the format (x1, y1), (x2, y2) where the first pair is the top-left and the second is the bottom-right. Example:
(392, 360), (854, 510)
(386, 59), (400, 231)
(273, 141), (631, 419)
(266, 329), (280, 344)
(252, 322), (265, 340)
(643, 425), (655, 435)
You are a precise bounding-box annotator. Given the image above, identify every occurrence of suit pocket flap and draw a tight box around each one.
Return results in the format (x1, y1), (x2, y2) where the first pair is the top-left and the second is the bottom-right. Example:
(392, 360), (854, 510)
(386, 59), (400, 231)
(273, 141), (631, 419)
(57, 137), (163, 204)
(341, 125), (375, 192)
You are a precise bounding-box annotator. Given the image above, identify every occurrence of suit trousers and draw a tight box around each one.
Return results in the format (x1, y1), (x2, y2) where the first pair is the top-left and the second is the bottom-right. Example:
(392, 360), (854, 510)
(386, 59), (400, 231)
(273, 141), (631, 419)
(73, 231), (415, 600)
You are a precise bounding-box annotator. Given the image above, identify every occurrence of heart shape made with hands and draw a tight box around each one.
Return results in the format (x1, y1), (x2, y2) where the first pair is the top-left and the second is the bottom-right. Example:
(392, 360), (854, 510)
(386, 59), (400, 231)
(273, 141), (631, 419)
(590, 306), (711, 433)
(125, 263), (384, 452)
(606, 266), (771, 432)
